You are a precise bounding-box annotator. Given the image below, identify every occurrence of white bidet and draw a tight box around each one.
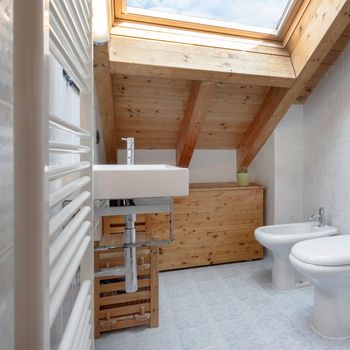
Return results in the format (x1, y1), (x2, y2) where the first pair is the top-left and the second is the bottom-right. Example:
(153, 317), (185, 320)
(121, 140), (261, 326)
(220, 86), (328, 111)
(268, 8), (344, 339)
(255, 223), (338, 289)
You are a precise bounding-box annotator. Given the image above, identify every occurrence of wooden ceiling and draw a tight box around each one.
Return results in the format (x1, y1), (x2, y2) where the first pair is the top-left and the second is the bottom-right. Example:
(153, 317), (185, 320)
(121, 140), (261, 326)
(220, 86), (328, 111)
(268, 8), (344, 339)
(113, 74), (269, 150)
(95, 0), (350, 167)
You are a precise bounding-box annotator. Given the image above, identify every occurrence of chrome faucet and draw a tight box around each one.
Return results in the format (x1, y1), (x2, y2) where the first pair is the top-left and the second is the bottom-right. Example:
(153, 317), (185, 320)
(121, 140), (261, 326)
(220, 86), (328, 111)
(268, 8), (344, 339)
(122, 137), (134, 165)
(308, 207), (325, 227)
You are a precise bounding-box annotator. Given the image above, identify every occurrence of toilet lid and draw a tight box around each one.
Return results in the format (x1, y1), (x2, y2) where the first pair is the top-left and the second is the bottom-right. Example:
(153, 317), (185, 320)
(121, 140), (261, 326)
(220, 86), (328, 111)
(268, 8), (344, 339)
(291, 235), (350, 266)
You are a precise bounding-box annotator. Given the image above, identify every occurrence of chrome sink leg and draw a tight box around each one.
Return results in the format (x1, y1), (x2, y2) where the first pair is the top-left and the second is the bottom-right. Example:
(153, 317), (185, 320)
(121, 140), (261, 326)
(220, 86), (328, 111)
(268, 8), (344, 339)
(124, 214), (137, 293)
(122, 137), (137, 293)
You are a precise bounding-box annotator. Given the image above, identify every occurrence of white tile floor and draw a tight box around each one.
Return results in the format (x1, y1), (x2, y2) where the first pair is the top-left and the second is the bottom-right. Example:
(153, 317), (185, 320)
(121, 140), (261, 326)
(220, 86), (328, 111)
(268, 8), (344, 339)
(96, 259), (350, 350)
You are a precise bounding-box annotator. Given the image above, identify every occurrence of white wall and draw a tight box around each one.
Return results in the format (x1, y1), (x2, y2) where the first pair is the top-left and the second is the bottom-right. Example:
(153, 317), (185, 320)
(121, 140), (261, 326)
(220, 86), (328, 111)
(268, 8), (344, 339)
(0, 0), (14, 349)
(250, 105), (304, 225)
(250, 135), (275, 225)
(117, 149), (236, 183)
(251, 41), (350, 231)
(275, 106), (304, 224)
(303, 43), (350, 234)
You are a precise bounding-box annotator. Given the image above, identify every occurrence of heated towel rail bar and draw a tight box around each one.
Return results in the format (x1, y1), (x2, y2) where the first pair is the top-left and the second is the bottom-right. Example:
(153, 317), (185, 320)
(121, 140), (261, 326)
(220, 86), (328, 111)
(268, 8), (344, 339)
(47, 0), (93, 350)
(14, 0), (94, 348)
(48, 0), (94, 348)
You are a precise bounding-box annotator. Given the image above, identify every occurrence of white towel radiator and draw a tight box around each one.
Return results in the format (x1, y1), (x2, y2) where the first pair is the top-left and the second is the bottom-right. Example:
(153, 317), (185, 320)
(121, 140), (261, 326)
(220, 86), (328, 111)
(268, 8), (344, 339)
(14, 0), (94, 349)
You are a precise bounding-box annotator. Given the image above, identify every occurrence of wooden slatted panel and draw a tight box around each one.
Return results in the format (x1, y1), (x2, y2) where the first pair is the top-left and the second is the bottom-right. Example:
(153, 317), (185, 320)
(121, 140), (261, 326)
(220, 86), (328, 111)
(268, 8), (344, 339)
(94, 249), (151, 270)
(99, 279), (151, 293)
(99, 291), (151, 306)
(99, 304), (151, 319)
(94, 215), (159, 337)
(99, 319), (150, 333)
(94, 247), (158, 336)
(99, 214), (149, 247)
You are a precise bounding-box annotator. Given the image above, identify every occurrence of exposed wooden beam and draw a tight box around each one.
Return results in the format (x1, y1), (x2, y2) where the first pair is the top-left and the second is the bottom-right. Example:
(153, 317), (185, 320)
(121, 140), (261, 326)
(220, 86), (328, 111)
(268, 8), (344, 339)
(237, 0), (350, 169)
(109, 36), (295, 88)
(296, 25), (350, 103)
(176, 81), (216, 167)
(291, 0), (350, 76)
(237, 87), (289, 169)
(94, 44), (117, 163)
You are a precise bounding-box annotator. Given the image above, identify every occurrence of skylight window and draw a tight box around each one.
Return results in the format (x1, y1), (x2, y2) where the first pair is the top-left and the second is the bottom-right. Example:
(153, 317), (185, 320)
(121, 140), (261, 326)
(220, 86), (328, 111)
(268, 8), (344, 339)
(125, 0), (296, 33)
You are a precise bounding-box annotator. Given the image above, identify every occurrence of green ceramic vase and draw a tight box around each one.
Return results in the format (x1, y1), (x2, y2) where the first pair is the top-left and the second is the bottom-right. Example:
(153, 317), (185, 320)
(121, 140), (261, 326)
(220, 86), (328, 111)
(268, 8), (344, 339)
(236, 172), (250, 187)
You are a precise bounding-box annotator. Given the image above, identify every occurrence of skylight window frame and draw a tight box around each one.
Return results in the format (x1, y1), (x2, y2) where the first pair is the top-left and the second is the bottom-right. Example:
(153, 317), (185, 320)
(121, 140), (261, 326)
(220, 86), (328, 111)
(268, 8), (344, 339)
(113, 0), (304, 41)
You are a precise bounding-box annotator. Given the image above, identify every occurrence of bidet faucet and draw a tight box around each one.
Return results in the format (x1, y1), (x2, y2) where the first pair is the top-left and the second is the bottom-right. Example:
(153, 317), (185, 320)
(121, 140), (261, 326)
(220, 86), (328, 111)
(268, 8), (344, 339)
(121, 137), (134, 165)
(308, 207), (325, 227)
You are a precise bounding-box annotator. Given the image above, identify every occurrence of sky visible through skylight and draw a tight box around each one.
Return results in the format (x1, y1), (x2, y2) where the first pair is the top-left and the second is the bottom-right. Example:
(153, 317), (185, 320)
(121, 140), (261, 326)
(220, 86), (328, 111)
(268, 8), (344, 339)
(128, 0), (292, 30)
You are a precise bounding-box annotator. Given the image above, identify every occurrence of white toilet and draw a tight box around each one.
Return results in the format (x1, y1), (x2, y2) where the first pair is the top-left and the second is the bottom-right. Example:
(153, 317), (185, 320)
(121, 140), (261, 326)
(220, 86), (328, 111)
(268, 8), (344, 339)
(290, 235), (350, 338)
(255, 223), (338, 289)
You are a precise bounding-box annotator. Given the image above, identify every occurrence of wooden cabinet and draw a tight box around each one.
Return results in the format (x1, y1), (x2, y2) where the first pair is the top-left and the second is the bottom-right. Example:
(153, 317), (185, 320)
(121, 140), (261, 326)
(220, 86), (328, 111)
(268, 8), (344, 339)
(94, 215), (159, 336)
(147, 182), (264, 271)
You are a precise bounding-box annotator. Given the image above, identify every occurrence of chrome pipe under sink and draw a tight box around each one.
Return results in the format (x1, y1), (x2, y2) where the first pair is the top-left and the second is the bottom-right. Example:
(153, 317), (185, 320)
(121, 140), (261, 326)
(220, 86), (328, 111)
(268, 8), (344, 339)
(124, 214), (138, 293)
(122, 137), (138, 293)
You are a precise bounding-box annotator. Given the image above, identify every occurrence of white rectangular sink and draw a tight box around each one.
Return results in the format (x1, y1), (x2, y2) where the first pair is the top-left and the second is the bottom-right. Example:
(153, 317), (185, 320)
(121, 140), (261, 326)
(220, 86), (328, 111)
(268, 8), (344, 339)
(94, 164), (189, 199)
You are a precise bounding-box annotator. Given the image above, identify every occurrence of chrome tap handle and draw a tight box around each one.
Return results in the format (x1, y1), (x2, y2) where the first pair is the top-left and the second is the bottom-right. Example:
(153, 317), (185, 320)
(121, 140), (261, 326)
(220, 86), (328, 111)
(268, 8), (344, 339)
(308, 214), (317, 221)
(319, 207), (325, 226)
(308, 207), (325, 227)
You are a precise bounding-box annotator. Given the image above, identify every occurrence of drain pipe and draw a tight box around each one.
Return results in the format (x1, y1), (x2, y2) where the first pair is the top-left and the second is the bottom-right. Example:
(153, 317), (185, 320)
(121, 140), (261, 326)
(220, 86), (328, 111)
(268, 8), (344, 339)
(121, 137), (138, 293)
(124, 214), (138, 293)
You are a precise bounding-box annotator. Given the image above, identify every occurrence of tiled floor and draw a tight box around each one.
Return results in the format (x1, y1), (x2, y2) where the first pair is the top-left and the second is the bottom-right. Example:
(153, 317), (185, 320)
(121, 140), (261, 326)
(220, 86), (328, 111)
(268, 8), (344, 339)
(95, 259), (350, 350)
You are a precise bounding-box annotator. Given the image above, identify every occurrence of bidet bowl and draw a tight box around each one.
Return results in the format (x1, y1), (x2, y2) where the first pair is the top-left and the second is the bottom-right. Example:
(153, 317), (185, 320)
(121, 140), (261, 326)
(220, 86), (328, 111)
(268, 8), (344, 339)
(255, 222), (338, 289)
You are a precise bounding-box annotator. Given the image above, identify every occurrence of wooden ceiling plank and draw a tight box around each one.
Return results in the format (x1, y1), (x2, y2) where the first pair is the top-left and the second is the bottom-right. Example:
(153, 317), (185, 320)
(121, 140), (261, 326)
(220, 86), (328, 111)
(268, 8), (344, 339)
(112, 74), (192, 89)
(237, 0), (350, 169)
(109, 36), (295, 88)
(176, 81), (216, 167)
(94, 44), (118, 163)
(111, 21), (289, 56)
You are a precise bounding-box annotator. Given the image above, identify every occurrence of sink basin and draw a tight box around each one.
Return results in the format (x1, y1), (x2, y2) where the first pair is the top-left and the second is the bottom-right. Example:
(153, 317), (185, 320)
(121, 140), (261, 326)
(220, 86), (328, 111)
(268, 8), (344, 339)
(93, 164), (189, 199)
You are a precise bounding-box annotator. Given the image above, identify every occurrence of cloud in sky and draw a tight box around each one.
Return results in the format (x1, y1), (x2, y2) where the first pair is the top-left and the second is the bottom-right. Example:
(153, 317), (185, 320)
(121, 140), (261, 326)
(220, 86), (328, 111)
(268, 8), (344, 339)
(128, 0), (291, 29)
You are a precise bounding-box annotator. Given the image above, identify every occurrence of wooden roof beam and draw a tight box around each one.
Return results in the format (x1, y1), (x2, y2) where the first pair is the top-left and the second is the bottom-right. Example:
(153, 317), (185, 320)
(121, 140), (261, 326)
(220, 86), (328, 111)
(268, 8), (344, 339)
(237, 0), (350, 169)
(176, 81), (216, 167)
(109, 36), (296, 88)
(94, 44), (118, 163)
